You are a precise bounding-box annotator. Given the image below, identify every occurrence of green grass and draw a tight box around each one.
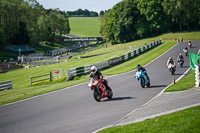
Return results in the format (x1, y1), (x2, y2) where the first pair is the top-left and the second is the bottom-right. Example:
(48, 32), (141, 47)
(69, 17), (101, 37)
(98, 105), (200, 133)
(164, 70), (195, 92)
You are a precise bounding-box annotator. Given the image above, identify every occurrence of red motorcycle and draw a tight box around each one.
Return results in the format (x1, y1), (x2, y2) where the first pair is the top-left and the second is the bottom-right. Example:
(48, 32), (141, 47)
(88, 78), (113, 102)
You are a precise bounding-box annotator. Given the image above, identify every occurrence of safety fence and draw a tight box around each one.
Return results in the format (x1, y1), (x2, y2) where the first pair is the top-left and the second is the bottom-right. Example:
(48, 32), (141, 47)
(30, 69), (65, 85)
(30, 73), (52, 86)
(0, 80), (12, 91)
(67, 40), (161, 80)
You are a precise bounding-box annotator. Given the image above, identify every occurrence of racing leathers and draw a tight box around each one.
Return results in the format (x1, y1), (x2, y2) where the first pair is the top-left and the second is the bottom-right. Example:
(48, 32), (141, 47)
(89, 71), (109, 90)
(137, 67), (149, 80)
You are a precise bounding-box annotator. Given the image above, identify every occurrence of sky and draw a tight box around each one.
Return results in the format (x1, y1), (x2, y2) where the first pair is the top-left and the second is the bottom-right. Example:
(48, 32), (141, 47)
(37, 0), (123, 13)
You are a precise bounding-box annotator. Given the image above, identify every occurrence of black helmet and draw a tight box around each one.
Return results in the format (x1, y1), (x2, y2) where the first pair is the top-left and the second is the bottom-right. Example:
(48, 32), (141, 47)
(137, 64), (141, 68)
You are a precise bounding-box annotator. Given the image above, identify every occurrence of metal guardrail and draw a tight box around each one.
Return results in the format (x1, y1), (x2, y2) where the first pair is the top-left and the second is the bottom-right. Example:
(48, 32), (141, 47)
(67, 40), (161, 80)
(0, 80), (12, 91)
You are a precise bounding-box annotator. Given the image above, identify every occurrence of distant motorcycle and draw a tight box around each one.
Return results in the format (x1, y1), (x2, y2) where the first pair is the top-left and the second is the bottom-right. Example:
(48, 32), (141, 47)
(183, 49), (188, 56)
(135, 70), (150, 88)
(188, 42), (192, 48)
(88, 78), (113, 102)
(168, 62), (176, 75)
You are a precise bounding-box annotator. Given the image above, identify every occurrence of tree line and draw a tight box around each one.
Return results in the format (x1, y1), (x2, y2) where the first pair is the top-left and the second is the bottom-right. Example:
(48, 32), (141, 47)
(0, 0), (70, 49)
(100, 0), (200, 44)
(66, 9), (98, 17)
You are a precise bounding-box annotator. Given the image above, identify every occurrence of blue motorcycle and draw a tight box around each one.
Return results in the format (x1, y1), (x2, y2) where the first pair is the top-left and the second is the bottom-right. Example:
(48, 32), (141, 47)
(135, 70), (150, 88)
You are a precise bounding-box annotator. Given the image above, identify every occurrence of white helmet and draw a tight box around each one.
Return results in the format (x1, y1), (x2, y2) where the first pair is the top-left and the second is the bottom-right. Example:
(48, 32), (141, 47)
(179, 53), (182, 56)
(91, 66), (97, 74)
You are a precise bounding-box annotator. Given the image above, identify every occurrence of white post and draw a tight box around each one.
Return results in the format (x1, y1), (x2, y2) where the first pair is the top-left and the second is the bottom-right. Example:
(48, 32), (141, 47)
(195, 64), (200, 87)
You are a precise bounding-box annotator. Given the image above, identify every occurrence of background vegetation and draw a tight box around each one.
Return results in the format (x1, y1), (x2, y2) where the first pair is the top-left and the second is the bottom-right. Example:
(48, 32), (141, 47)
(0, 0), (70, 49)
(100, 0), (200, 44)
(66, 8), (98, 17)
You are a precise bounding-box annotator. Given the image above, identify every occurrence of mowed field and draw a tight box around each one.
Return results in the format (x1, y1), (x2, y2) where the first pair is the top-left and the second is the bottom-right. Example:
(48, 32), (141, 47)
(68, 17), (101, 37)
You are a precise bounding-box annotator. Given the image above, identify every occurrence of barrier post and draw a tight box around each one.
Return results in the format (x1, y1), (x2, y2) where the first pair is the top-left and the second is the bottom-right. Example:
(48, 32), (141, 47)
(172, 76), (175, 84)
(30, 76), (32, 86)
(195, 64), (200, 87)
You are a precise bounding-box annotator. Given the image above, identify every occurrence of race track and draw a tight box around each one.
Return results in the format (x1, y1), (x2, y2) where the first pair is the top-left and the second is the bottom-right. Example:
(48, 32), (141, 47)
(0, 41), (199, 133)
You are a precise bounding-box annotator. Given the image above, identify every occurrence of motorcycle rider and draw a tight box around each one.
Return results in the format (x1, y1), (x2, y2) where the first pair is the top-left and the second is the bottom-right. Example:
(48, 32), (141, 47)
(183, 47), (188, 55)
(167, 57), (176, 69)
(188, 40), (192, 47)
(89, 66), (109, 90)
(177, 53), (184, 63)
(136, 64), (149, 80)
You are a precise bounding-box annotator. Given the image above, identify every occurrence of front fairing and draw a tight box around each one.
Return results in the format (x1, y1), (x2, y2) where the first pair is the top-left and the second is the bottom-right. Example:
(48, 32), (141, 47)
(88, 79), (94, 87)
(136, 71), (144, 80)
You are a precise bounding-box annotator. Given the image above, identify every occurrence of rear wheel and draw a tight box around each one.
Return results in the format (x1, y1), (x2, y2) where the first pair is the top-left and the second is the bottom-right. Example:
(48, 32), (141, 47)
(93, 88), (101, 102)
(180, 63), (183, 67)
(140, 78), (145, 88)
(171, 68), (174, 75)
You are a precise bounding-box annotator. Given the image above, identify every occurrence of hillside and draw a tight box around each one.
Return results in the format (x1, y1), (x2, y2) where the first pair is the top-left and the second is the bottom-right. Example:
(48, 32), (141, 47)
(68, 17), (101, 37)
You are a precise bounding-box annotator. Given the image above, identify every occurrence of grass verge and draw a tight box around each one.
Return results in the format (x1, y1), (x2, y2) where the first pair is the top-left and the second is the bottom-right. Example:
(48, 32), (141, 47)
(98, 105), (200, 133)
(164, 70), (195, 92)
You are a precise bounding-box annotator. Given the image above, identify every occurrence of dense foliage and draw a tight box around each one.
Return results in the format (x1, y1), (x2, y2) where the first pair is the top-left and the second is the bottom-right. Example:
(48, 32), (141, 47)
(0, 0), (70, 48)
(66, 9), (98, 17)
(100, 0), (200, 44)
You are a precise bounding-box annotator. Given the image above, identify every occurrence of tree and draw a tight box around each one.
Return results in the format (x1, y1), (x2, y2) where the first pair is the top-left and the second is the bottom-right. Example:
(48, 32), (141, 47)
(13, 21), (30, 45)
(162, 0), (200, 30)
(100, 11), (105, 16)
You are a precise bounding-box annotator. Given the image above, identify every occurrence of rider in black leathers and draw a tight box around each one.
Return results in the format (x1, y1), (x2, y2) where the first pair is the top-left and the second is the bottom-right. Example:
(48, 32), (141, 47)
(177, 53), (184, 63)
(136, 64), (149, 80)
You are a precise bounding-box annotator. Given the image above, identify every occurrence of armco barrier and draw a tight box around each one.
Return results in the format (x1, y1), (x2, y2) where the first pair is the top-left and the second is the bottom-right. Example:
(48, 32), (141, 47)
(67, 40), (161, 80)
(0, 80), (12, 91)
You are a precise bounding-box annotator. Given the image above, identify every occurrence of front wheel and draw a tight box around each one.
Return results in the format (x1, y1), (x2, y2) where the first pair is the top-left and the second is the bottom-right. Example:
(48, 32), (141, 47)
(147, 79), (150, 87)
(93, 88), (101, 102)
(107, 87), (113, 99)
(140, 78), (145, 88)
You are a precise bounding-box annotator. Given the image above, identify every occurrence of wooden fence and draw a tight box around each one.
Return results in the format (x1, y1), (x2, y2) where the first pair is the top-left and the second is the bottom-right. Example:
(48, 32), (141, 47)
(0, 80), (12, 91)
(30, 73), (52, 85)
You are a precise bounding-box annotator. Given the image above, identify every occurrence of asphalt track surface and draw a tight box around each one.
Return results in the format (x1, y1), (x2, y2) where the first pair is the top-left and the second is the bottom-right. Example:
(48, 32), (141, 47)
(0, 41), (199, 133)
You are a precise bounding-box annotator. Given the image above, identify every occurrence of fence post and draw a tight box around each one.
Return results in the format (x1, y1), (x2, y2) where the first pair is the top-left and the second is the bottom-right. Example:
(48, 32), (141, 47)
(50, 71), (52, 82)
(30, 76), (32, 86)
(10, 81), (12, 89)
(195, 64), (200, 87)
